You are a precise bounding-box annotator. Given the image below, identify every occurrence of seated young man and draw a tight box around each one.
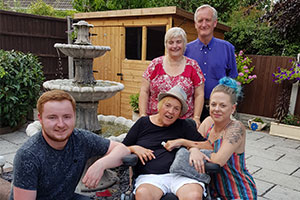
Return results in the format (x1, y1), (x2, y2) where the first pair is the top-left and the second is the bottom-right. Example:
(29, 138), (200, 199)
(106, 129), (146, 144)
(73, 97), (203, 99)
(10, 90), (130, 200)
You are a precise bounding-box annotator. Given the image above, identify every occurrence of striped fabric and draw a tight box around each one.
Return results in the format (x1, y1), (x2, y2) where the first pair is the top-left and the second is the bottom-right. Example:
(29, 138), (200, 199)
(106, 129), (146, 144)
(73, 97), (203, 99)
(206, 126), (257, 200)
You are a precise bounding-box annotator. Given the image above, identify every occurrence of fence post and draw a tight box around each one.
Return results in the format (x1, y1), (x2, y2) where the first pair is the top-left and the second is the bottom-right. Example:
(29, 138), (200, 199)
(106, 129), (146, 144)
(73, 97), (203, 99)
(289, 53), (300, 115)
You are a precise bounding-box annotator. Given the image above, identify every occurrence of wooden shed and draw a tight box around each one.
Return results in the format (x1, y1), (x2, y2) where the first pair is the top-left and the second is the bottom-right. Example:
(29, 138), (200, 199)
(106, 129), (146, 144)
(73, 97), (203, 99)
(74, 6), (230, 119)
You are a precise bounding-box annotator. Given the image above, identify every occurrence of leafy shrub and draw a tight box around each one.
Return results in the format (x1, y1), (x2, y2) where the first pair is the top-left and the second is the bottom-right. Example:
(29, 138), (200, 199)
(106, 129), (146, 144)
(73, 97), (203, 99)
(0, 50), (45, 128)
(129, 93), (139, 112)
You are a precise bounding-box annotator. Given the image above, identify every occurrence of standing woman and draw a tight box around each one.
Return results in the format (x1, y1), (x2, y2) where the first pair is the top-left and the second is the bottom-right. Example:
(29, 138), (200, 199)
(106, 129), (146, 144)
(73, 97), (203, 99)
(139, 27), (205, 127)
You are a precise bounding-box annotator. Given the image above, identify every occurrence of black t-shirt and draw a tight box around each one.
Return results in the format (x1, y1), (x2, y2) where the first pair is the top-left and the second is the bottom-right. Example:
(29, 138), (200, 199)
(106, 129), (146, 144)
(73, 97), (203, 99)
(122, 116), (205, 176)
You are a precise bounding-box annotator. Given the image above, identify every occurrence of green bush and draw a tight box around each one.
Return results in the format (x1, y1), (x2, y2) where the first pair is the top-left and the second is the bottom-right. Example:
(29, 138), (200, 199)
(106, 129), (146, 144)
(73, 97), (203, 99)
(0, 50), (45, 128)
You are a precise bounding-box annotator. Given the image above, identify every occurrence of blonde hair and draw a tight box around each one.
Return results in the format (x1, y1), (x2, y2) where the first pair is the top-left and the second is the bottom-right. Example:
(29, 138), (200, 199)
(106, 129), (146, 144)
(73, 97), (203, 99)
(164, 27), (187, 52)
(37, 90), (76, 116)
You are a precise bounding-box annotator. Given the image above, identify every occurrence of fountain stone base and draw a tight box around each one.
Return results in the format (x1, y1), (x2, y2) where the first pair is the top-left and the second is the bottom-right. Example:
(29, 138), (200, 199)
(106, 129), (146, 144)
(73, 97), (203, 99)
(76, 102), (101, 133)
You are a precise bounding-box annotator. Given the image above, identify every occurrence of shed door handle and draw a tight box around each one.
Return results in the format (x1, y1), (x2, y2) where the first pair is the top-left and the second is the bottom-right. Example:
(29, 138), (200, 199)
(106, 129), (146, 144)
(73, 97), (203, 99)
(117, 73), (123, 80)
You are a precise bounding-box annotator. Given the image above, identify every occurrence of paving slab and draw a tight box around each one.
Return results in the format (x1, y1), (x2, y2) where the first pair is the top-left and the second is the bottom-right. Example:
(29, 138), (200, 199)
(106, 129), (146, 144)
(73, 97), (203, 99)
(246, 155), (299, 175)
(0, 131), (29, 145)
(254, 178), (275, 196)
(292, 168), (300, 178)
(253, 168), (300, 191)
(0, 140), (19, 155)
(245, 145), (285, 161)
(247, 163), (261, 175)
(263, 185), (300, 200)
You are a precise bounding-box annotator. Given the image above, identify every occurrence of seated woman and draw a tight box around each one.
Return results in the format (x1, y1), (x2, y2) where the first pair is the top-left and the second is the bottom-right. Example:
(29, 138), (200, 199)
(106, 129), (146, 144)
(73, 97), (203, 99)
(164, 77), (257, 200)
(122, 85), (211, 200)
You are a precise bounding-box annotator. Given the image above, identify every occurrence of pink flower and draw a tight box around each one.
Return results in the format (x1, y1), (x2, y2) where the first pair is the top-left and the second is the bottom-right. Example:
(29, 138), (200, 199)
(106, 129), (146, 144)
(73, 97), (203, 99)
(245, 70), (249, 73)
(253, 75), (257, 78)
(239, 72), (244, 76)
(239, 50), (243, 56)
(243, 66), (248, 69)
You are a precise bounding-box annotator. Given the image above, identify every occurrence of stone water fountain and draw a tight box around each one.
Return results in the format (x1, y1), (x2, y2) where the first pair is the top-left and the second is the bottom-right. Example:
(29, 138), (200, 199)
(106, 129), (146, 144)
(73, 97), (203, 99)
(43, 20), (124, 133)
(42, 20), (128, 197)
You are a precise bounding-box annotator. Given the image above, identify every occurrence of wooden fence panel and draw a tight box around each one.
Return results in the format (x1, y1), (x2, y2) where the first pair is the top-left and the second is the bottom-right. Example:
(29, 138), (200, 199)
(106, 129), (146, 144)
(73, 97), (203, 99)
(238, 55), (299, 118)
(0, 10), (68, 80)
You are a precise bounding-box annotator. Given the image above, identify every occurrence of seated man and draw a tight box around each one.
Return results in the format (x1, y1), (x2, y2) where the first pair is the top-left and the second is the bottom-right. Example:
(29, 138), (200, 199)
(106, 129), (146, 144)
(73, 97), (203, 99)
(122, 86), (212, 200)
(10, 90), (130, 200)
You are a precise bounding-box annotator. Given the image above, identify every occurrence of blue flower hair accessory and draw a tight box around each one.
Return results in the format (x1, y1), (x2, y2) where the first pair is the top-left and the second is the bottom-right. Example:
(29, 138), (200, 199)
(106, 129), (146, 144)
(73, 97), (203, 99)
(219, 77), (242, 98)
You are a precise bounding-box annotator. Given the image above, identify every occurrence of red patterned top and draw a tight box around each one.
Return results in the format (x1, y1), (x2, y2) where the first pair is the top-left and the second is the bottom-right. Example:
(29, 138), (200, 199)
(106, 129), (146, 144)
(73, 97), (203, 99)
(143, 56), (205, 119)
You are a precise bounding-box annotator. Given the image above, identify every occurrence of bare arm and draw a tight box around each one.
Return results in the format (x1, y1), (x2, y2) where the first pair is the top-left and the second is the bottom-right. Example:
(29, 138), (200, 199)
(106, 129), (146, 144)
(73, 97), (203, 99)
(13, 187), (36, 200)
(164, 139), (213, 151)
(139, 78), (150, 117)
(210, 121), (245, 166)
(82, 141), (130, 188)
(193, 84), (204, 128)
(128, 145), (155, 165)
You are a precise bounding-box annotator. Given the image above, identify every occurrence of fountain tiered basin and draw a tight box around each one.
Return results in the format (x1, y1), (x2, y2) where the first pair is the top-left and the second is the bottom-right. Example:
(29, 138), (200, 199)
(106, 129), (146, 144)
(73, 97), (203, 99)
(43, 79), (124, 102)
(43, 20), (124, 132)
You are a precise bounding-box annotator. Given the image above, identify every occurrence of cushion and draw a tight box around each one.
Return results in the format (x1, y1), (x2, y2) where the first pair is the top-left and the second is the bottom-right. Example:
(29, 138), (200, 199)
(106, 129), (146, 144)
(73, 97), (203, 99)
(169, 147), (212, 184)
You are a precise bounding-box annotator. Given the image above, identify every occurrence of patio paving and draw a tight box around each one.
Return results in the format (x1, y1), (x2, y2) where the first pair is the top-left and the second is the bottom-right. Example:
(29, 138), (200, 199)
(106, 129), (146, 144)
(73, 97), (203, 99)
(0, 122), (300, 200)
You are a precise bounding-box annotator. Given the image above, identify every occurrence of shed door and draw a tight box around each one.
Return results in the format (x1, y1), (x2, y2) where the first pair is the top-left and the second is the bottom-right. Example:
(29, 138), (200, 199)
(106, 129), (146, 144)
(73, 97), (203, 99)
(91, 26), (124, 116)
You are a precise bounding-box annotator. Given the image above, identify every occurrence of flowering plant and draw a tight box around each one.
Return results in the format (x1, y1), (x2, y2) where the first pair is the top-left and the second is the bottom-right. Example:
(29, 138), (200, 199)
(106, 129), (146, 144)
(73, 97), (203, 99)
(235, 50), (257, 85)
(282, 114), (300, 127)
(272, 60), (300, 84)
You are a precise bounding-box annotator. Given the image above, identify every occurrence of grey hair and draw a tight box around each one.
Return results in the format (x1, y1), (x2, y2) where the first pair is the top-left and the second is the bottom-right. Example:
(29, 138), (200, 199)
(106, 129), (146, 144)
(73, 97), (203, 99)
(164, 27), (187, 52)
(194, 4), (218, 22)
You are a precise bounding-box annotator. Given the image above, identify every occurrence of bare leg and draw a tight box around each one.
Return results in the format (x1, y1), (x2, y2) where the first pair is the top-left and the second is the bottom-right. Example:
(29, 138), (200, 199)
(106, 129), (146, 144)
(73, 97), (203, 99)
(135, 183), (164, 200)
(176, 183), (203, 200)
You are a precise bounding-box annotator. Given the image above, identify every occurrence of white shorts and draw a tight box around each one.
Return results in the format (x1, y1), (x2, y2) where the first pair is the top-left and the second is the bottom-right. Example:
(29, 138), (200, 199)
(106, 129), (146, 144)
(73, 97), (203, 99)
(134, 173), (206, 196)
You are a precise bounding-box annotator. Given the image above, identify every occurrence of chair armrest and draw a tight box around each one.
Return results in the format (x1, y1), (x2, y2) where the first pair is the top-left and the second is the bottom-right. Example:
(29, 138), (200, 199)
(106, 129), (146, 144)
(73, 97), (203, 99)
(205, 162), (221, 173)
(122, 154), (138, 167)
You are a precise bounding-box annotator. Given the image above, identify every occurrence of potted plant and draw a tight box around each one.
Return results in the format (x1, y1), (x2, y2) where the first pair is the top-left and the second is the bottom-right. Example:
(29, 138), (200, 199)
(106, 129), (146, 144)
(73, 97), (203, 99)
(248, 117), (266, 131)
(270, 114), (300, 140)
(129, 93), (139, 121)
(270, 59), (300, 140)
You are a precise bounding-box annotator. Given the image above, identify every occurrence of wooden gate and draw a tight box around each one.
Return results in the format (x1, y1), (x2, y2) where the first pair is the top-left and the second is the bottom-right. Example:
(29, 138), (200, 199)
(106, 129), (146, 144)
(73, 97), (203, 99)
(91, 26), (123, 116)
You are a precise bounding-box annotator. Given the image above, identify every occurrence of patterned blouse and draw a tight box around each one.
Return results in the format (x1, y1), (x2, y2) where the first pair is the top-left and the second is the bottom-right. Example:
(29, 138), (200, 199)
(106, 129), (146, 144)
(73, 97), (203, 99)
(143, 56), (205, 119)
(205, 125), (257, 200)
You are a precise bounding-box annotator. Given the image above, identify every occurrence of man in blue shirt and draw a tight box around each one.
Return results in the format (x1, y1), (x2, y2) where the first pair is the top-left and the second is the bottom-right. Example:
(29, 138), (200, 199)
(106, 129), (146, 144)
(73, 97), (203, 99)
(185, 4), (238, 122)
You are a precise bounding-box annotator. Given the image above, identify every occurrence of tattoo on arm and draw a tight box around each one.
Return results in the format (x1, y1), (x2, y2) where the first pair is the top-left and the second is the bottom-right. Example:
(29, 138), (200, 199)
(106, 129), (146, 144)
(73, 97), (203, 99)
(224, 122), (244, 144)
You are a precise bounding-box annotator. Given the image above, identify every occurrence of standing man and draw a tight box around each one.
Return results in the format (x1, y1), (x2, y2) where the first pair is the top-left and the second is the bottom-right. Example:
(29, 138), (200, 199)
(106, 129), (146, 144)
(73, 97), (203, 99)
(185, 4), (238, 122)
(10, 90), (130, 200)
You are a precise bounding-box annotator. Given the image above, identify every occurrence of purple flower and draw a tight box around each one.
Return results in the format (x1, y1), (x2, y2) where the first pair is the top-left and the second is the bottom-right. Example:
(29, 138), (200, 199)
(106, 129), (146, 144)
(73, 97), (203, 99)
(245, 70), (249, 73)
(243, 66), (248, 69)
(253, 75), (257, 78)
(239, 72), (244, 76)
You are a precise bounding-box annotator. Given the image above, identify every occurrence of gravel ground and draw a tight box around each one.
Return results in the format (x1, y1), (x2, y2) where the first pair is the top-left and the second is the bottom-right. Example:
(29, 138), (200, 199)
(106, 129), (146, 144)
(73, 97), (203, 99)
(2, 167), (131, 200)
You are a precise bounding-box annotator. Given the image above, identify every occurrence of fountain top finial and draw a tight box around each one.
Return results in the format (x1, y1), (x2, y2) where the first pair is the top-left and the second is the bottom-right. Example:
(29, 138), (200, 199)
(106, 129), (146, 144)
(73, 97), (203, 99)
(73, 20), (94, 45)
(73, 20), (94, 28)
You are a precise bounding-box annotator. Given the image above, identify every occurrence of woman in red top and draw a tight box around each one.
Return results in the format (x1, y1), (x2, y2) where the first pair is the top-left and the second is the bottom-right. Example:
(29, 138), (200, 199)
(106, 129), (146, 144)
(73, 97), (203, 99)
(139, 27), (205, 127)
